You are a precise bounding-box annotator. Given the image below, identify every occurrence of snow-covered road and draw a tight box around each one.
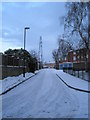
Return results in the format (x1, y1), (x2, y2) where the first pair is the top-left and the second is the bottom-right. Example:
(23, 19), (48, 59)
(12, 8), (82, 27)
(2, 69), (88, 118)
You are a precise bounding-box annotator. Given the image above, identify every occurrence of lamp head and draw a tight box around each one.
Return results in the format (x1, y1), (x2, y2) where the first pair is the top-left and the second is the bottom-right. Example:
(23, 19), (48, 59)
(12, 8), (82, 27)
(25, 27), (30, 29)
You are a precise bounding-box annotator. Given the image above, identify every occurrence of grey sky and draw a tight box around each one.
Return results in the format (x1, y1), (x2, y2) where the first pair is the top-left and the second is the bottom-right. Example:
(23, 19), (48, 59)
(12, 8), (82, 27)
(1, 2), (66, 62)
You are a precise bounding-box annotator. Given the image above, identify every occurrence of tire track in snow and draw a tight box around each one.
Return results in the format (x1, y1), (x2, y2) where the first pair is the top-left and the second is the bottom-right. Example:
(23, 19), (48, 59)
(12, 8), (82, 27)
(28, 69), (79, 118)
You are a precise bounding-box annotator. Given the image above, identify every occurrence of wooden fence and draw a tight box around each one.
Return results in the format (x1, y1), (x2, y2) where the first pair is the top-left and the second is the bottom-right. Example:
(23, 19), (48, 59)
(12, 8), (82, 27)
(0, 53), (29, 79)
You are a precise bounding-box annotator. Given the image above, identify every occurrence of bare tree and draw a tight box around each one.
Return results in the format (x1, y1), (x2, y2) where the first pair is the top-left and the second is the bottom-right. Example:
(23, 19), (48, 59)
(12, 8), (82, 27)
(58, 37), (73, 61)
(63, 2), (90, 81)
(29, 50), (39, 71)
(29, 50), (38, 59)
(64, 2), (89, 50)
(52, 49), (59, 69)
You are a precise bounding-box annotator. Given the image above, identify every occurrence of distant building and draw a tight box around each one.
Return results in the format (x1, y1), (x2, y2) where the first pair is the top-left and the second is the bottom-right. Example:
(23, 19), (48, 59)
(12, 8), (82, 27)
(43, 63), (55, 68)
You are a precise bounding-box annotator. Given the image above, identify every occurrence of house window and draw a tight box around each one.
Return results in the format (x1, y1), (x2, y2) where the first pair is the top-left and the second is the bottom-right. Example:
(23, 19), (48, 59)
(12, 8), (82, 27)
(73, 56), (76, 60)
(87, 54), (88, 59)
(81, 56), (83, 59)
(65, 57), (67, 61)
(77, 50), (79, 53)
(73, 51), (76, 55)
(77, 56), (79, 59)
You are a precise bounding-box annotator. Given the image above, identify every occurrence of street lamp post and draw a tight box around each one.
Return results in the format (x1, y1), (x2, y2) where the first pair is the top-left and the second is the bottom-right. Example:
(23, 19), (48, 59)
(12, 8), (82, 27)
(23, 27), (30, 77)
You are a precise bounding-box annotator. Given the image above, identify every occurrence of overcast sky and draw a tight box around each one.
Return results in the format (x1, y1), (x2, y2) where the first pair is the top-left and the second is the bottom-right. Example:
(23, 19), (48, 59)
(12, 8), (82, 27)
(1, 2), (66, 62)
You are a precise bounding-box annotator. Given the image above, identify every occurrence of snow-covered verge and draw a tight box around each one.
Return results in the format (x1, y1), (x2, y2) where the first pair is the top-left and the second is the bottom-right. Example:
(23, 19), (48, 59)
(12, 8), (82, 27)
(35, 70), (40, 74)
(56, 70), (90, 91)
(0, 72), (35, 94)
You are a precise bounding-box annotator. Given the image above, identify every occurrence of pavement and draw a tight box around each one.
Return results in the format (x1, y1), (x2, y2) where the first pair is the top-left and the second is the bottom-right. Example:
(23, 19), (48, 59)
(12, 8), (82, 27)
(56, 70), (90, 93)
(0, 71), (40, 96)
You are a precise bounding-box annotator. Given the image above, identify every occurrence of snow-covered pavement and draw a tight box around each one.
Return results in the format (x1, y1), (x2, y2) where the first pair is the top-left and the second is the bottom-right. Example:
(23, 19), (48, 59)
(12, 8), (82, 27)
(1, 69), (88, 118)
(0, 72), (35, 95)
(56, 70), (90, 92)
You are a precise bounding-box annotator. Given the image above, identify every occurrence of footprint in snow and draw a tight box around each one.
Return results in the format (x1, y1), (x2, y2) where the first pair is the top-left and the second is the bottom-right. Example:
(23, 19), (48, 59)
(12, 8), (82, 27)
(28, 115), (33, 118)
(42, 110), (45, 112)
(7, 115), (13, 117)
(42, 110), (50, 113)
(29, 115), (32, 116)
(72, 109), (77, 112)
(47, 111), (50, 113)
(84, 113), (88, 115)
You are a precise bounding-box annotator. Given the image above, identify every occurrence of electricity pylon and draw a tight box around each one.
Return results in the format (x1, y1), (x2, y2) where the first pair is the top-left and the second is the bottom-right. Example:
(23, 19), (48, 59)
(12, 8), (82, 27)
(38, 36), (43, 69)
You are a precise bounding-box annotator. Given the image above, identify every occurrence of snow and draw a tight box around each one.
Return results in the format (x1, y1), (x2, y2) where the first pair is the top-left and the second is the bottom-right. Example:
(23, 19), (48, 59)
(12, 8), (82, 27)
(0, 72), (34, 94)
(56, 70), (89, 91)
(0, 69), (89, 118)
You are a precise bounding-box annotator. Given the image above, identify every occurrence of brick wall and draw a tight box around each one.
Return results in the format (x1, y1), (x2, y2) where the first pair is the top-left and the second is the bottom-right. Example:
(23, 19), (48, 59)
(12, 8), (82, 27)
(68, 51), (73, 62)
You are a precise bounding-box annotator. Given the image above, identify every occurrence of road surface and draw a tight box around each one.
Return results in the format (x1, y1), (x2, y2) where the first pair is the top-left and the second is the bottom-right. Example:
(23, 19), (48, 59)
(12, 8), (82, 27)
(2, 69), (88, 118)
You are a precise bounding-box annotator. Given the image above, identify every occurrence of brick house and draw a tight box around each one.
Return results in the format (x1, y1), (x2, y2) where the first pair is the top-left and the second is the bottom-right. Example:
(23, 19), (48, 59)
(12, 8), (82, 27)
(59, 48), (90, 63)
(59, 48), (90, 70)
(68, 48), (90, 63)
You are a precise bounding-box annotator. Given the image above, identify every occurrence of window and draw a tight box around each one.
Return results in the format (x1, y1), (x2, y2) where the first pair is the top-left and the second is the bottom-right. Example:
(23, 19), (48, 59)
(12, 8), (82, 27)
(65, 57), (67, 61)
(81, 56), (83, 59)
(77, 56), (79, 59)
(73, 56), (76, 60)
(73, 51), (76, 55)
(87, 54), (88, 59)
(77, 50), (79, 53)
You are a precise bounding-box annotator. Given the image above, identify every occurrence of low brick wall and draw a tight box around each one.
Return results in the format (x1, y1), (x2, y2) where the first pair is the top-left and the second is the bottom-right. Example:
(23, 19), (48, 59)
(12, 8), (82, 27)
(1, 66), (29, 80)
(73, 62), (90, 71)
(73, 62), (85, 71)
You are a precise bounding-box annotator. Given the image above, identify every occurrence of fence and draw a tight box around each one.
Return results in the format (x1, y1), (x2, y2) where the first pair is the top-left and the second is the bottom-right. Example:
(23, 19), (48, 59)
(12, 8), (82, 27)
(0, 53), (30, 79)
(1, 54), (24, 66)
(63, 62), (90, 81)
